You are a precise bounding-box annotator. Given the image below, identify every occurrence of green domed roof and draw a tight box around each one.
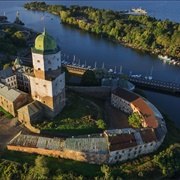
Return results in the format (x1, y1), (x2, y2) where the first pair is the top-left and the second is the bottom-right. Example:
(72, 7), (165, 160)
(34, 28), (58, 52)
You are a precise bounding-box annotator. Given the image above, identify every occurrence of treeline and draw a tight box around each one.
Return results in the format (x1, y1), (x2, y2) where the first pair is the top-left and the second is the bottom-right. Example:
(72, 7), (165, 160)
(24, 2), (180, 58)
(0, 26), (27, 55)
(0, 143), (179, 179)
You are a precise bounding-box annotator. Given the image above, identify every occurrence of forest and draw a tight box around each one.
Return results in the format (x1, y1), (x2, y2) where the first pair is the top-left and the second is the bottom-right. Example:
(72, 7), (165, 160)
(24, 2), (180, 58)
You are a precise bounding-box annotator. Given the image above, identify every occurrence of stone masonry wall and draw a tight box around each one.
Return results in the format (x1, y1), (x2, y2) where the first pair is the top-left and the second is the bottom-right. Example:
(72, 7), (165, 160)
(67, 86), (111, 99)
(7, 145), (108, 164)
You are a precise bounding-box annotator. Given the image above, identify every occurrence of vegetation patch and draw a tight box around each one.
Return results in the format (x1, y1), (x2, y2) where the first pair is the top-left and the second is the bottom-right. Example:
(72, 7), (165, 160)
(128, 112), (142, 128)
(34, 90), (106, 135)
(0, 107), (13, 119)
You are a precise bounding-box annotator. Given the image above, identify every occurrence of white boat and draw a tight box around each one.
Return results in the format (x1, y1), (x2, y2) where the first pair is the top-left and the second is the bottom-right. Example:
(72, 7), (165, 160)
(131, 7), (147, 14)
(158, 55), (171, 61)
(108, 69), (113, 73)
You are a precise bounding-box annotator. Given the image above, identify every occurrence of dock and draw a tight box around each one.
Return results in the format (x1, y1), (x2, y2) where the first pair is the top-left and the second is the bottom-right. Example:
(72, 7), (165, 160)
(128, 76), (180, 95)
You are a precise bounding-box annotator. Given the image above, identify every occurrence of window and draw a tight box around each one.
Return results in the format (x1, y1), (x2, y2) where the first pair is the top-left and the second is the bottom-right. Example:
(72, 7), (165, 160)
(38, 68), (41, 70)
(37, 60), (40, 63)
(48, 68), (51, 71)
(36, 83), (38, 85)
(48, 61), (51, 64)
(43, 85), (46, 87)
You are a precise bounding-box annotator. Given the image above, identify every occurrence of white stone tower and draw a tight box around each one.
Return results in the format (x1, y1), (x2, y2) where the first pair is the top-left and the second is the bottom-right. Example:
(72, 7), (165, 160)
(30, 28), (66, 118)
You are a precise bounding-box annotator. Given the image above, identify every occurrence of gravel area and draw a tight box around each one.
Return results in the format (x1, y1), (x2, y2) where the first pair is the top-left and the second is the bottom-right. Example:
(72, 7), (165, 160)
(105, 98), (131, 129)
(0, 117), (31, 149)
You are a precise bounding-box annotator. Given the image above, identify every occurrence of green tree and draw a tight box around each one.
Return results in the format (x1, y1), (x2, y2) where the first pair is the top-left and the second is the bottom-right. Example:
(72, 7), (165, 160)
(27, 156), (49, 180)
(81, 70), (99, 86)
(128, 112), (142, 128)
(101, 165), (112, 180)
(3, 63), (10, 69)
(96, 119), (106, 129)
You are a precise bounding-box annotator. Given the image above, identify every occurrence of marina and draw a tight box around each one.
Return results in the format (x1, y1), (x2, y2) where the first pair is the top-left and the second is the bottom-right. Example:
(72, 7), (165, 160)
(61, 57), (180, 96)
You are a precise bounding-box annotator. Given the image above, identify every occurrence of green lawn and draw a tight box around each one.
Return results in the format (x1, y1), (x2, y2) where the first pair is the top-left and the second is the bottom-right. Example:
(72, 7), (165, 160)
(34, 90), (106, 135)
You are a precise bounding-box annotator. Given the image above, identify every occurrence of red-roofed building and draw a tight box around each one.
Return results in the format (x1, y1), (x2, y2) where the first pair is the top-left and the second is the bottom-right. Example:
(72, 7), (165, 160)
(111, 88), (158, 128)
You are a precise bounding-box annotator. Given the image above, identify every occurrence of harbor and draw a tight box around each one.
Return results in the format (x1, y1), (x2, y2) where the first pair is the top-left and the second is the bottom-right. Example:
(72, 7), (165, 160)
(61, 57), (180, 96)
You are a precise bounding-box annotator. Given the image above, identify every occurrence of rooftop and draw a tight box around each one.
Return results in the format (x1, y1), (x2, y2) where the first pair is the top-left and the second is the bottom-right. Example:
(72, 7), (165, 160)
(0, 67), (14, 79)
(8, 133), (65, 151)
(17, 101), (42, 117)
(140, 128), (157, 143)
(112, 87), (139, 102)
(132, 98), (158, 128)
(0, 83), (28, 102)
(65, 137), (108, 154)
(108, 133), (137, 151)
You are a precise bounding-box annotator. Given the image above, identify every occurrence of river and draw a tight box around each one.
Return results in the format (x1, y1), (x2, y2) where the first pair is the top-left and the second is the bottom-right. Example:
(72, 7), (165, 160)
(0, 1), (180, 127)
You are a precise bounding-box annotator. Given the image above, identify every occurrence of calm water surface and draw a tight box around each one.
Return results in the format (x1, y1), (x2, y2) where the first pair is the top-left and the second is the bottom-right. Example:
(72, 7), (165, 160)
(0, 1), (180, 126)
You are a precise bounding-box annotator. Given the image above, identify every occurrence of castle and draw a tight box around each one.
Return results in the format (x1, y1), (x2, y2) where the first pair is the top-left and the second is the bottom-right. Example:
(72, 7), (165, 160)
(0, 29), (167, 164)
(0, 28), (66, 121)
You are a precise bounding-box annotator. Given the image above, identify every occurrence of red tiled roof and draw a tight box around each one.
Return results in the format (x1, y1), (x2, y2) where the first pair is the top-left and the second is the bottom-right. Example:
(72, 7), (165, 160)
(131, 98), (158, 128)
(140, 129), (157, 143)
(108, 133), (137, 151)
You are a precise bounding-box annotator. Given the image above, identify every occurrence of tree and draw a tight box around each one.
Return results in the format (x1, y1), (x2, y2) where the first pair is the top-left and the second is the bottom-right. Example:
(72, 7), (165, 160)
(101, 165), (113, 180)
(27, 156), (49, 180)
(128, 112), (142, 128)
(96, 119), (106, 129)
(81, 70), (99, 86)
(3, 63), (10, 69)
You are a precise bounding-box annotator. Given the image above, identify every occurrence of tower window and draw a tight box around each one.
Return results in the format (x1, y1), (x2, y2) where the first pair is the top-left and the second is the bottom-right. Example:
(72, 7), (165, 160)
(43, 85), (46, 87)
(38, 68), (41, 70)
(48, 61), (51, 64)
(48, 68), (51, 71)
(37, 60), (40, 63)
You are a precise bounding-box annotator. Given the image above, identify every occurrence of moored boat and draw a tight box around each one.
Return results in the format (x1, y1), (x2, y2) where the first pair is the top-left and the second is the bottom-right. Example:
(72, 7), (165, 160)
(131, 7), (147, 14)
(158, 55), (171, 62)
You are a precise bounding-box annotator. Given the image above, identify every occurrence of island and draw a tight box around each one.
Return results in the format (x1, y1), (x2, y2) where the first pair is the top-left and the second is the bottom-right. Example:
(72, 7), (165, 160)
(24, 2), (180, 62)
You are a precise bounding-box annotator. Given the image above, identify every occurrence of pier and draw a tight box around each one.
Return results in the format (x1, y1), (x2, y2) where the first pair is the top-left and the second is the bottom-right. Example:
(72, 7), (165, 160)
(128, 76), (180, 95)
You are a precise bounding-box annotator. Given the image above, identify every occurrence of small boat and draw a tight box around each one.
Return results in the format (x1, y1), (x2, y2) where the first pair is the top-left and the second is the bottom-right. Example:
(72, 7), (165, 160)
(108, 69), (113, 73)
(131, 7), (147, 14)
(158, 55), (171, 61)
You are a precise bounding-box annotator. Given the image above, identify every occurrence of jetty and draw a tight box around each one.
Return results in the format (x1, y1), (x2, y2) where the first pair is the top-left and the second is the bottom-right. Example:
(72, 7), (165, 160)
(128, 76), (180, 95)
